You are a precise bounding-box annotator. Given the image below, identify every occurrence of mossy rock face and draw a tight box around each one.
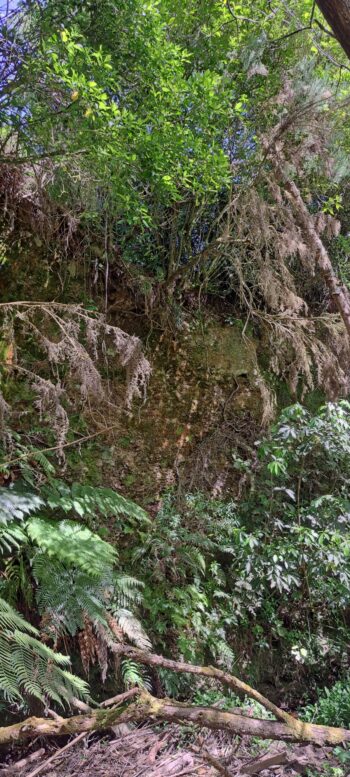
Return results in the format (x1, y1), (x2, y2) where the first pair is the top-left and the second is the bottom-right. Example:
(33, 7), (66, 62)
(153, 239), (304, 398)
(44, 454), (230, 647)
(67, 318), (264, 504)
(184, 323), (257, 380)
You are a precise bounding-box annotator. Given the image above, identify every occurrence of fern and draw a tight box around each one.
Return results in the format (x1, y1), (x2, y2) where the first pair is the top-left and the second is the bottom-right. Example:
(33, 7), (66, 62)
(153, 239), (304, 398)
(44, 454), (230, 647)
(121, 659), (151, 690)
(0, 488), (43, 524)
(114, 608), (152, 651)
(32, 554), (151, 682)
(32, 554), (111, 637)
(0, 523), (26, 553)
(1, 556), (33, 608)
(0, 480), (148, 527)
(114, 575), (144, 608)
(0, 480), (151, 687)
(214, 640), (235, 671)
(42, 481), (149, 524)
(0, 481), (149, 577)
(0, 598), (89, 704)
(26, 517), (117, 574)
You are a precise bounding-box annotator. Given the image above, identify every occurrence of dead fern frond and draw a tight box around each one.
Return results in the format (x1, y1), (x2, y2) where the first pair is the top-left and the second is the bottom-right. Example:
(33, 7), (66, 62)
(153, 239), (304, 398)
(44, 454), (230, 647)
(78, 617), (97, 677)
(0, 302), (151, 459)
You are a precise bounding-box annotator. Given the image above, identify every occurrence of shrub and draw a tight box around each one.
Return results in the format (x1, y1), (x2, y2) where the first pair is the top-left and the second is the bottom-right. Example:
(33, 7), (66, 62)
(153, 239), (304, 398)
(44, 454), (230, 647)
(302, 679), (350, 728)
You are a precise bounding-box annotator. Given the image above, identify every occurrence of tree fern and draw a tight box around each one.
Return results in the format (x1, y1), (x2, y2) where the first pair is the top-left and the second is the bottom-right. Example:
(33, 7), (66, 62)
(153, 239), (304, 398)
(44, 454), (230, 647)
(26, 517), (117, 574)
(0, 481), (151, 687)
(0, 598), (89, 704)
(32, 554), (111, 638)
(42, 481), (149, 524)
(114, 608), (152, 651)
(31, 553), (151, 683)
(0, 488), (43, 525)
(0, 480), (148, 526)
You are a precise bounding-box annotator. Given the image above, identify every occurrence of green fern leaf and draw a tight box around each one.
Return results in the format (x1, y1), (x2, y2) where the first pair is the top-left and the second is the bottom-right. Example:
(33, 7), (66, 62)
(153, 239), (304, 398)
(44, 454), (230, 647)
(26, 517), (117, 574)
(0, 598), (89, 704)
(0, 488), (43, 525)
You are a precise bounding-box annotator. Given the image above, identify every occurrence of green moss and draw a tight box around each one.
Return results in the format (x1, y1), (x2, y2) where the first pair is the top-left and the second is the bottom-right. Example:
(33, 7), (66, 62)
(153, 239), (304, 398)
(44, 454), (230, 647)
(184, 322), (257, 379)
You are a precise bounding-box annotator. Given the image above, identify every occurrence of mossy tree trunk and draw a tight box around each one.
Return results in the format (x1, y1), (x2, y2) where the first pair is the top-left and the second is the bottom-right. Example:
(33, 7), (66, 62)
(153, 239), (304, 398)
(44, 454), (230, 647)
(1, 651), (350, 747)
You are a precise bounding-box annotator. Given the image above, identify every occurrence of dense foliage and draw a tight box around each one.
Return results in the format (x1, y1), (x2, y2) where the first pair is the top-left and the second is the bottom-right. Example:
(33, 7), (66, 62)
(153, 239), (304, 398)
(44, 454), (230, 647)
(130, 402), (350, 695)
(0, 480), (150, 705)
(2, 0), (350, 753)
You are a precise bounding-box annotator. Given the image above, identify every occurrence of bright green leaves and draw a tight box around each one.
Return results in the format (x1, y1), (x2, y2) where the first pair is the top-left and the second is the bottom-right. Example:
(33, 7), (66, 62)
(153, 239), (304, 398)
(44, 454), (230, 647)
(0, 598), (89, 704)
(262, 401), (350, 482)
(267, 455), (288, 477)
(26, 517), (117, 574)
(134, 401), (350, 672)
(42, 480), (149, 524)
(42, 27), (121, 122)
(6, 0), (234, 230)
(0, 480), (148, 573)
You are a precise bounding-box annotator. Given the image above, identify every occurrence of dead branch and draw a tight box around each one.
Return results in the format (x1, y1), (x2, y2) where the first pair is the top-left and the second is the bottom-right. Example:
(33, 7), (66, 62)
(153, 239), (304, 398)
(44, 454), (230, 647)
(242, 750), (289, 774)
(0, 685), (350, 748)
(193, 743), (233, 777)
(110, 643), (295, 728)
(99, 687), (140, 708)
(26, 732), (87, 777)
(108, 647), (350, 746)
(0, 748), (45, 775)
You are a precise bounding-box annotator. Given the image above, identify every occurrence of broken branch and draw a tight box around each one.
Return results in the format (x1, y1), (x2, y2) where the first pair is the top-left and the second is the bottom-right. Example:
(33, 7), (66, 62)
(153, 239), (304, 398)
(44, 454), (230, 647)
(0, 688), (349, 747)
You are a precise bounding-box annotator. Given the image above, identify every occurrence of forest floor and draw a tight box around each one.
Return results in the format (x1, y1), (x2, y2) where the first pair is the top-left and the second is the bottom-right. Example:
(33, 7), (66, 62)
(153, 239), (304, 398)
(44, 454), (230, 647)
(4, 724), (336, 777)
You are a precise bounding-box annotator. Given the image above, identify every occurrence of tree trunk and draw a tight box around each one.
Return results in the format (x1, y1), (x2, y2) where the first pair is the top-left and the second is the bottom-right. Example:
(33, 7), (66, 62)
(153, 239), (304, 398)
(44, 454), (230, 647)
(1, 646), (350, 747)
(0, 689), (350, 747)
(316, 1), (350, 60)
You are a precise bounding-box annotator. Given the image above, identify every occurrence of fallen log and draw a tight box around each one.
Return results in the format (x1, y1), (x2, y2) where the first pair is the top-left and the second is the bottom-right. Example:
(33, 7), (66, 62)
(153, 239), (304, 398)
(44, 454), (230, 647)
(0, 689), (350, 747)
(0, 648), (349, 747)
(108, 640), (296, 727)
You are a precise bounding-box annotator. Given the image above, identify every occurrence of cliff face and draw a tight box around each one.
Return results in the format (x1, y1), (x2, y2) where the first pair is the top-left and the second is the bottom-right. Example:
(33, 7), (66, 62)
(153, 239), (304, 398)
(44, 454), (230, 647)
(0, 224), (268, 505)
(72, 316), (267, 505)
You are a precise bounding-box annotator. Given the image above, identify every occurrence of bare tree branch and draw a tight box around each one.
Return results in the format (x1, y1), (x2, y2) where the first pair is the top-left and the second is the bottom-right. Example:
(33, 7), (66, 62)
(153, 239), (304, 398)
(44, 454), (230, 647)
(0, 688), (349, 747)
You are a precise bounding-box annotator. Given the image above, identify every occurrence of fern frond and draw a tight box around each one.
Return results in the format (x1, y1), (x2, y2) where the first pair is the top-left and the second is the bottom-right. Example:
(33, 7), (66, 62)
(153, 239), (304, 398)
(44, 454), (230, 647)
(115, 608), (152, 651)
(0, 598), (89, 704)
(26, 517), (117, 574)
(0, 488), (43, 525)
(0, 598), (37, 633)
(32, 555), (110, 637)
(0, 523), (26, 553)
(43, 481), (149, 524)
(215, 640), (235, 671)
(121, 659), (149, 689)
(114, 575), (144, 607)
